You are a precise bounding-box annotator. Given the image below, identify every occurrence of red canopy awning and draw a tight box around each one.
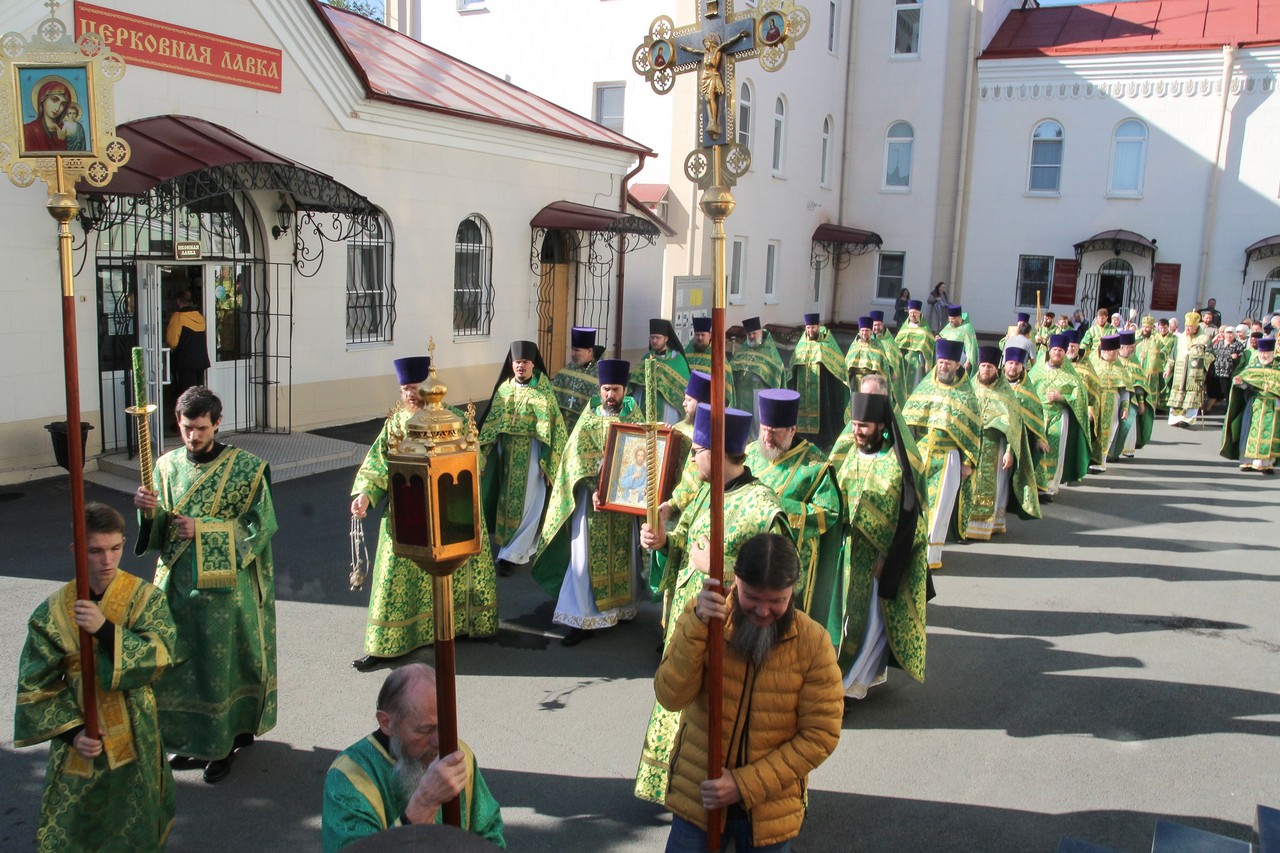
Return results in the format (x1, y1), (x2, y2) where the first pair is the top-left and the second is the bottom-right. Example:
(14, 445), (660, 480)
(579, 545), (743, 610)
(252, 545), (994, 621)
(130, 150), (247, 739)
(531, 201), (659, 237)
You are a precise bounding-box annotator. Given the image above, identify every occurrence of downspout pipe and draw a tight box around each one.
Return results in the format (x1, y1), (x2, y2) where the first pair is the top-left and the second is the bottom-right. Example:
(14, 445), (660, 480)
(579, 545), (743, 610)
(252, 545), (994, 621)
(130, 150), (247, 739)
(615, 153), (650, 358)
(1195, 43), (1237, 310)
(948, 2), (979, 301)
(831, 0), (859, 323)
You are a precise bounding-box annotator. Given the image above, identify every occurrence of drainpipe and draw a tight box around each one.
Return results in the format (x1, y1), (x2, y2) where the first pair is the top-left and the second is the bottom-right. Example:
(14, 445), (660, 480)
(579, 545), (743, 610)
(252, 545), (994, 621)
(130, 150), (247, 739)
(1195, 43), (1237, 309)
(947, 1), (979, 301)
(615, 153), (649, 358)
(831, 0), (859, 323)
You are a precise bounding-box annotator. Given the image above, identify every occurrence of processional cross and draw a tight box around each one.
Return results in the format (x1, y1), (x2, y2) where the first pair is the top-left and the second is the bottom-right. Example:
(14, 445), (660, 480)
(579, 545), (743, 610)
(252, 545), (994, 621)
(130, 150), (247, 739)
(633, 2), (808, 849)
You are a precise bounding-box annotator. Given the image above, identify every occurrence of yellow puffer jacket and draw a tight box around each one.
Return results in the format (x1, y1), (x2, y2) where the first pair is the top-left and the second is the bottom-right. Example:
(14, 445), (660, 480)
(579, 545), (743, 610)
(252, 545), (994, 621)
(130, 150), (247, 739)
(655, 598), (843, 847)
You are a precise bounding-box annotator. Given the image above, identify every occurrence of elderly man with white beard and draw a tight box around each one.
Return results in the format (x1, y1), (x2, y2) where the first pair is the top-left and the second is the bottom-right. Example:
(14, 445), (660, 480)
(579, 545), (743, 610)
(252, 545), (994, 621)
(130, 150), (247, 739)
(322, 664), (505, 851)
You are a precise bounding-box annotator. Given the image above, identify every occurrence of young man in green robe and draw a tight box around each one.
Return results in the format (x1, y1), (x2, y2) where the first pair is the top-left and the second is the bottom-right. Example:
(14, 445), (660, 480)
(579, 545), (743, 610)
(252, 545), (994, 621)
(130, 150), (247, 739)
(730, 316), (786, 433)
(743, 389), (843, 641)
(550, 326), (603, 432)
(938, 304), (979, 370)
(630, 318), (691, 425)
(1030, 333), (1092, 500)
(634, 404), (789, 804)
(134, 386), (277, 784)
(835, 392), (931, 703)
(895, 299), (935, 393)
(788, 312), (849, 451)
(15, 503), (177, 852)
(684, 315), (735, 407)
(533, 359), (644, 646)
(965, 347), (1041, 541)
(1079, 307), (1118, 355)
(349, 356), (499, 671)
(322, 664), (504, 851)
(479, 340), (568, 575)
(1220, 336), (1279, 473)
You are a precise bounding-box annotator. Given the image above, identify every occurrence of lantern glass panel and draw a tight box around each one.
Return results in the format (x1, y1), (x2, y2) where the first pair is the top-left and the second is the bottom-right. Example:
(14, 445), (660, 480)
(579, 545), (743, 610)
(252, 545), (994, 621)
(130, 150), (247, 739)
(437, 471), (476, 546)
(391, 473), (430, 546)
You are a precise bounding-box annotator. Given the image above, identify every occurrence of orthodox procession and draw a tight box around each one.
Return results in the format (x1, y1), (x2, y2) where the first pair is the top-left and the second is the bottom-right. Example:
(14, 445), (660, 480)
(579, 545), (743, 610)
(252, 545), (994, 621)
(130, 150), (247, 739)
(0, 0), (1277, 851)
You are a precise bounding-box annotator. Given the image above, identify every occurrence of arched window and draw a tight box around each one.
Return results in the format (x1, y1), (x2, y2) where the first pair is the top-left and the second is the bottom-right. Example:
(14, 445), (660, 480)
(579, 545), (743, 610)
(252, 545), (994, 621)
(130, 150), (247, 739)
(1029, 120), (1064, 193)
(772, 96), (787, 174)
(346, 210), (395, 344)
(737, 81), (753, 148)
(884, 121), (913, 188)
(1109, 119), (1147, 195)
(820, 116), (833, 186)
(454, 214), (493, 337)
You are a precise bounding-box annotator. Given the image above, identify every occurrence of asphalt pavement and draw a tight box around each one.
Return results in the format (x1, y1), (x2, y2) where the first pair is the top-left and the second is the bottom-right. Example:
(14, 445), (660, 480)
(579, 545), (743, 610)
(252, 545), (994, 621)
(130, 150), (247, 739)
(0, 413), (1277, 852)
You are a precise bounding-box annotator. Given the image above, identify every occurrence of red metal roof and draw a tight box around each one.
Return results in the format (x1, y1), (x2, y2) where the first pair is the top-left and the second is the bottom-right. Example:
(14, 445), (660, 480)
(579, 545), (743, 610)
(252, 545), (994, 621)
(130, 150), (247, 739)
(630, 183), (670, 204)
(530, 200), (658, 236)
(812, 224), (883, 247)
(983, 0), (1280, 59)
(314, 2), (652, 158)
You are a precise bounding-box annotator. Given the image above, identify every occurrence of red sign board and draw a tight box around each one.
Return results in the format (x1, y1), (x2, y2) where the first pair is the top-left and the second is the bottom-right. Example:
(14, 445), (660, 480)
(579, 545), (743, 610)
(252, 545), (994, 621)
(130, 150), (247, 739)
(1150, 263), (1181, 312)
(75, 3), (282, 93)
(1050, 259), (1079, 306)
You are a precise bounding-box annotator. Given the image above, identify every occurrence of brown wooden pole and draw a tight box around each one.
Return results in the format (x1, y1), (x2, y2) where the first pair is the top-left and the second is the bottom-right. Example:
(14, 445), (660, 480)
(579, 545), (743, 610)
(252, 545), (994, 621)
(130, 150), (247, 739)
(50, 161), (97, 739)
(432, 574), (462, 827)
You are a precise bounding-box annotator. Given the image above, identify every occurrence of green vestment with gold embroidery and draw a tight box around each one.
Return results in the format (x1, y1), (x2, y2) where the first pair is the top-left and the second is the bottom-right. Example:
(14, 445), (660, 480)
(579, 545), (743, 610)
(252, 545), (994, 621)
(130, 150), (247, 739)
(629, 350), (691, 418)
(137, 444), (277, 760)
(1087, 353), (1130, 463)
(938, 318), (979, 369)
(532, 397), (642, 614)
(845, 338), (890, 395)
(834, 445), (928, 683)
(684, 345), (736, 407)
(15, 572), (177, 853)
(730, 332), (786, 409)
(1220, 360), (1280, 462)
(968, 377), (1041, 539)
(634, 476), (789, 804)
(352, 406), (498, 655)
(788, 327), (850, 449)
(479, 374), (567, 549)
(902, 370), (982, 545)
(1165, 328), (1213, 414)
(1079, 322), (1118, 355)
(551, 361), (599, 433)
(895, 321), (936, 393)
(1028, 360), (1091, 488)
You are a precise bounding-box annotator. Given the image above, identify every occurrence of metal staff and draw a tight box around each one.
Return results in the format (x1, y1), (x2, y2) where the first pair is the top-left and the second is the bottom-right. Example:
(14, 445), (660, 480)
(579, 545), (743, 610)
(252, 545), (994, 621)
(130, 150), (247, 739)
(125, 347), (159, 518)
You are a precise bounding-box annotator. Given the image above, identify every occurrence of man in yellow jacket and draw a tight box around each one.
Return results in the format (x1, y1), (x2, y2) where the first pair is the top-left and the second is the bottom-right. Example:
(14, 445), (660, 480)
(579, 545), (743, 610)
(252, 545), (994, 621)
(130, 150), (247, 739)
(655, 533), (843, 851)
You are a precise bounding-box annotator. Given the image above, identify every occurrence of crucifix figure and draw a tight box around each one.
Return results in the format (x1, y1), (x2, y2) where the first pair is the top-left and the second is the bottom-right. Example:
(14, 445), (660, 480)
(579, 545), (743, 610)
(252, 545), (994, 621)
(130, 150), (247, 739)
(684, 30), (748, 138)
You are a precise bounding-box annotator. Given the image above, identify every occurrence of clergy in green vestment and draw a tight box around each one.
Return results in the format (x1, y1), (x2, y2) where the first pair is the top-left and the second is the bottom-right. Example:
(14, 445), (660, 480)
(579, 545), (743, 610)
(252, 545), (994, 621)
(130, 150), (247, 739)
(1155, 319), (1177, 406)
(788, 312), (850, 451)
(684, 315), (736, 407)
(1220, 337), (1280, 472)
(938, 304), (979, 370)
(1088, 335), (1131, 469)
(965, 347), (1041, 541)
(1031, 334), (1092, 498)
(902, 338), (981, 570)
(15, 503), (177, 853)
(322, 664), (505, 851)
(1164, 311), (1214, 427)
(895, 299), (936, 393)
(134, 386), (277, 783)
(834, 392), (932, 701)
(845, 318), (892, 399)
(350, 357), (498, 672)
(1067, 330), (1102, 425)
(533, 359), (643, 646)
(664, 371), (710, 516)
(870, 310), (908, 406)
(634, 404), (789, 804)
(1115, 331), (1153, 457)
(1079, 308), (1118, 355)
(744, 389), (843, 639)
(550, 326), (604, 432)
(630, 319), (692, 425)
(1002, 347), (1051, 509)
(479, 341), (568, 573)
(731, 316), (786, 433)
(1136, 317), (1166, 414)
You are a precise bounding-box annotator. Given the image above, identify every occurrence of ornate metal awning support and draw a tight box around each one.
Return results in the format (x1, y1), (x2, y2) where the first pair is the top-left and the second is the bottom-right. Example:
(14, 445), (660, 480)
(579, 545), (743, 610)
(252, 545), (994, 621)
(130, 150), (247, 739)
(810, 224), (882, 270)
(527, 201), (659, 277)
(1073, 229), (1156, 262)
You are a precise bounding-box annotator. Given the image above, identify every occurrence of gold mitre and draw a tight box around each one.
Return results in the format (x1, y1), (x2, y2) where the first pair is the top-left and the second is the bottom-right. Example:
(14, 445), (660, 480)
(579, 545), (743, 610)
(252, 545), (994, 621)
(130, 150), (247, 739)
(1141, 315), (1155, 328)
(1184, 311), (1202, 326)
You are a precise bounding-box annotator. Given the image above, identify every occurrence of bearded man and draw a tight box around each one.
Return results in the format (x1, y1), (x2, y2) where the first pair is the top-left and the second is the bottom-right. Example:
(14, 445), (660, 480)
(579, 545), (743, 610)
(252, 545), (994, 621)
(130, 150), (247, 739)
(965, 347), (1041, 540)
(868, 309), (906, 405)
(684, 315), (735, 407)
(845, 316), (891, 396)
(550, 326), (603, 431)
(1001, 347), (1050, 516)
(938, 304), (979, 369)
(630, 318), (691, 424)
(1220, 337), (1280, 473)
(322, 664), (504, 850)
(788, 312), (849, 450)
(1029, 334), (1091, 500)
(730, 316), (786, 434)
(1115, 330), (1152, 458)
(894, 298), (935, 392)
(1164, 311), (1214, 427)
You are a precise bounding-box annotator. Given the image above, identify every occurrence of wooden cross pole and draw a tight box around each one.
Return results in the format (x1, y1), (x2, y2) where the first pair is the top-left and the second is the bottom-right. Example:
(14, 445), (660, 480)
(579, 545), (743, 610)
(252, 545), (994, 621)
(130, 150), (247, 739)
(634, 3), (809, 847)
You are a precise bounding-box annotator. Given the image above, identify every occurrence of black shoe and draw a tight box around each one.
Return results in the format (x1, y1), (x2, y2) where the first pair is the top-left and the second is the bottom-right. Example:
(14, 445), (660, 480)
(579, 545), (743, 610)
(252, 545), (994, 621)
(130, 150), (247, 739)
(496, 560), (515, 577)
(233, 733), (255, 751)
(203, 754), (234, 784)
(169, 754), (205, 771)
(352, 654), (387, 672)
(560, 628), (596, 647)
(1038, 493), (1054, 504)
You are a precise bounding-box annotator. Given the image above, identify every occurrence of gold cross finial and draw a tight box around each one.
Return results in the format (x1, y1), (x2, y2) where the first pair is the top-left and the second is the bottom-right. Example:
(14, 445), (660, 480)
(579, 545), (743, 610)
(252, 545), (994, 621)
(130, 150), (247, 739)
(42, 0), (61, 20)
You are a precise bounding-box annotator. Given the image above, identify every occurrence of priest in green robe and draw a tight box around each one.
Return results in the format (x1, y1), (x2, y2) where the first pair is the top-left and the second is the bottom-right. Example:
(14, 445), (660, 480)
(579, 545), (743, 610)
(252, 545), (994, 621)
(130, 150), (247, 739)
(134, 386), (277, 784)
(895, 299), (935, 392)
(730, 316), (786, 433)
(835, 392), (932, 702)
(938, 304), (979, 370)
(634, 404), (789, 804)
(684, 315), (735, 407)
(322, 664), (505, 851)
(1220, 336), (1279, 473)
(1088, 335), (1130, 469)
(788, 312), (849, 451)
(744, 389), (843, 639)
(1164, 311), (1214, 428)
(869, 310), (907, 406)
(1030, 333), (1091, 500)
(1135, 316), (1166, 410)
(550, 326), (604, 432)
(1079, 307), (1118, 355)
(16, 503), (177, 852)
(630, 319), (691, 425)
(845, 317), (892, 398)
(1116, 330), (1153, 458)
(902, 338), (981, 570)
(479, 341), (568, 575)
(533, 359), (643, 646)
(350, 356), (498, 671)
(1001, 347), (1050, 521)
(965, 347), (1041, 541)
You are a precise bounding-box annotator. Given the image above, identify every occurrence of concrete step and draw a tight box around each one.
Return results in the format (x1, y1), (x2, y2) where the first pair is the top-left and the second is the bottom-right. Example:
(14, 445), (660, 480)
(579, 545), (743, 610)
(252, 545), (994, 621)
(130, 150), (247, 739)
(1257, 806), (1279, 853)
(1152, 819), (1252, 853)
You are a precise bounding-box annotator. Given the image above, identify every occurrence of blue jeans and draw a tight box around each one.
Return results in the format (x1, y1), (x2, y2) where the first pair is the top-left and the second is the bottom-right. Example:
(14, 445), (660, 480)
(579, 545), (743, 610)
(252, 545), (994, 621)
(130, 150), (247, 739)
(665, 814), (793, 852)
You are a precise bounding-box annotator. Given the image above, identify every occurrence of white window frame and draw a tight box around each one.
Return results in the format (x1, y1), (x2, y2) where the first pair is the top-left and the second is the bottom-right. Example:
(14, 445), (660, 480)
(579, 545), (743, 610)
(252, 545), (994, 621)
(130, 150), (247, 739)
(1015, 254), (1052, 308)
(593, 82), (625, 134)
(894, 0), (921, 57)
(812, 262), (824, 305)
(737, 80), (753, 151)
(1028, 119), (1064, 195)
(729, 237), (747, 304)
(876, 251), (905, 301)
(820, 116), (833, 187)
(345, 212), (395, 346)
(457, 0), (487, 12)
(827, 0), (840, 54)
(883, 121), (913, 191)
(771, 96), (787, 176)
(1108, 119), (1147, 197)
(764, 240), (780, 303)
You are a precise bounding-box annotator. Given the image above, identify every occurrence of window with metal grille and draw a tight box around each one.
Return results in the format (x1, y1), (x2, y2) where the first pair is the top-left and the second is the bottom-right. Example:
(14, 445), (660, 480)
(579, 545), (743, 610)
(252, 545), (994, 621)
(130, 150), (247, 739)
(1016, 255), (1052, 308)
(877, 252), (905, 300)
(346, 213), (394, 344)
(454, 214), (494, 337)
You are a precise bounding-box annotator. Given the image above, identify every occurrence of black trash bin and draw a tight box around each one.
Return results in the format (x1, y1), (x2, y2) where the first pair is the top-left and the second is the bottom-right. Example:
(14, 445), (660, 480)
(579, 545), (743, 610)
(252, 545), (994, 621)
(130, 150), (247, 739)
(45, 421), (94, 470)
